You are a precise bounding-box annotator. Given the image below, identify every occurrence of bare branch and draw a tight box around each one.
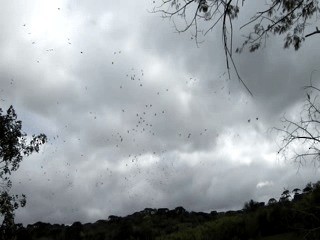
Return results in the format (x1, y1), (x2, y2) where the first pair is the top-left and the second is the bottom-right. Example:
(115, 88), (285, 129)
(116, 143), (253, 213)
(276, 81), (320, 166)
(305, 27), (320, 37)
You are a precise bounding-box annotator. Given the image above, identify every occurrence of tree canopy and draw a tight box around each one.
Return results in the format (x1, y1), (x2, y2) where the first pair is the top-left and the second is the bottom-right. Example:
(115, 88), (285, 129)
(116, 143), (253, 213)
(10, 181), (320, 240)
(0, 106), (46, 239)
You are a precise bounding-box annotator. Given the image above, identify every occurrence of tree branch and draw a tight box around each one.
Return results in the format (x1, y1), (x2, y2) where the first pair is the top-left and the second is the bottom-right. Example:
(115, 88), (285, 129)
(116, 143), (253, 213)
(305, 27), (320, 38)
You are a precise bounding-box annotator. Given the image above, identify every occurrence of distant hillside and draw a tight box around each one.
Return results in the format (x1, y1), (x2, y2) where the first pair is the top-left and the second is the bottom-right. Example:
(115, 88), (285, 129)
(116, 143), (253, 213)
(14, 181), (320, 240)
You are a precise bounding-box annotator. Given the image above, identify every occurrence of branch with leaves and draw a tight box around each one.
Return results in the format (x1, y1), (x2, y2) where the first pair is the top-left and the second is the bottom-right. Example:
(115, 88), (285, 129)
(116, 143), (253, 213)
(0, 106), (47, 240)
(152, 0), (320, 95)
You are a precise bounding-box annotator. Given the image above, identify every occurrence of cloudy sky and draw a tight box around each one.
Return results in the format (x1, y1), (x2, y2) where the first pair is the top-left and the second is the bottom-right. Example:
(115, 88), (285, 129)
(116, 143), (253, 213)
(1, 0), (320, 225)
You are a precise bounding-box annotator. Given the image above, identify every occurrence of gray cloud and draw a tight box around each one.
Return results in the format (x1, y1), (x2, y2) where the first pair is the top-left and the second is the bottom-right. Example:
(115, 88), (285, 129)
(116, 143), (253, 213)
(1, 0), (319, 225)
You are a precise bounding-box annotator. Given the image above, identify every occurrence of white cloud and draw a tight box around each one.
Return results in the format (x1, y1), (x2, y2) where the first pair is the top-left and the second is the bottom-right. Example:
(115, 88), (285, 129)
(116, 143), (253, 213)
(256, 181), (274, 189)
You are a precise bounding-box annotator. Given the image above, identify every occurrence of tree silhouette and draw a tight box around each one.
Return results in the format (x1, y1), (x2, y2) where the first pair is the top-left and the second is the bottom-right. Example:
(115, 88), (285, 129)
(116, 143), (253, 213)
(276, 83), (320, 167)
(279, 189), (291, 202)
(292, 188), (301, 195)
(267, 198), (277, 205)
(303, 182), (314, 192)
(0, 105), (46, 240)
(243, 199), (259, 212)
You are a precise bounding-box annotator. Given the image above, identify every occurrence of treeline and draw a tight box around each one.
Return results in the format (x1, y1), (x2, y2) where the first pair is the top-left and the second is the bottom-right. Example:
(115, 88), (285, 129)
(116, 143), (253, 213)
(14, 181), (320, 240)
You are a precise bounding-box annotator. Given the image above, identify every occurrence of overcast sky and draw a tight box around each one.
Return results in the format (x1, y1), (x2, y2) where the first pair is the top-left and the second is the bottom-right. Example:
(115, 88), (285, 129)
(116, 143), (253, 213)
(1, 0), (320, 225)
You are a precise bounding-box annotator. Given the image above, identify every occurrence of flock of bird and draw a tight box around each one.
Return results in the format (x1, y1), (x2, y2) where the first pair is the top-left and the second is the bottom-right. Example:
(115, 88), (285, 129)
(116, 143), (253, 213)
(0, 6), (260, 220)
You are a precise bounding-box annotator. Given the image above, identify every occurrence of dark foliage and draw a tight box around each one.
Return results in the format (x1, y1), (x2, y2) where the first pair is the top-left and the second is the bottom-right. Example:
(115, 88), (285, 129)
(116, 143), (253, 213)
(0, 106), (47, 240)
(15, 181), (320, 240)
